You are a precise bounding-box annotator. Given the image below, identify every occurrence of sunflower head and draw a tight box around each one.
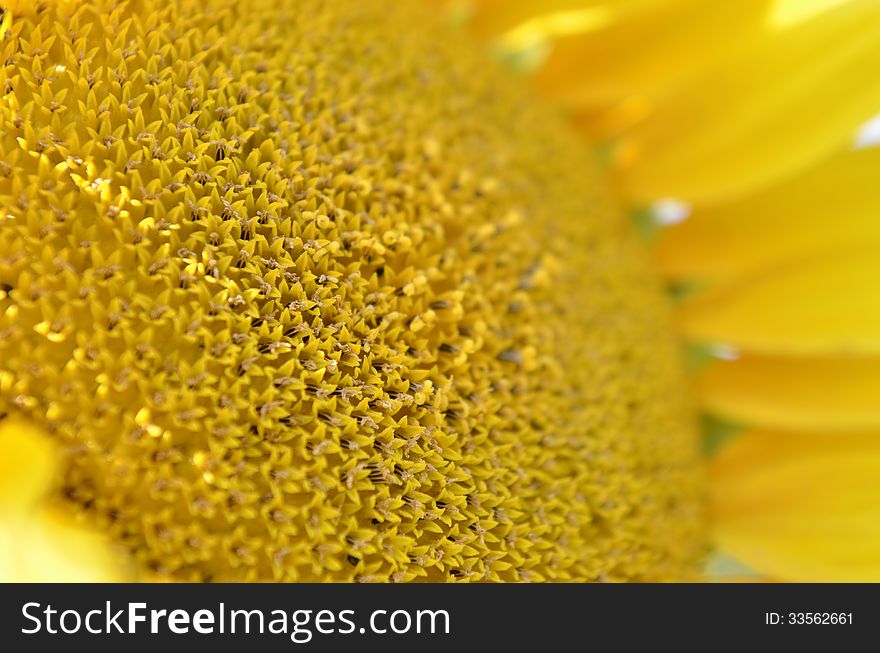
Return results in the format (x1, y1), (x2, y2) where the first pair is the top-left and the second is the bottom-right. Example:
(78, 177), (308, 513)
(0, 0), (703, 581)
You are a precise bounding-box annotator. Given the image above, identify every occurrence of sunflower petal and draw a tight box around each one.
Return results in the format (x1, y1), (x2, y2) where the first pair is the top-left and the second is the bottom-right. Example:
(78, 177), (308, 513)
(680, 249), (880, 356)
(0, 506), (130, 582)
(616, 0), (880, 203)
(449, 2), (774, 144)
(0, 418), (129, 581)
(451, 0), (654, 41)
(0, 416), (57, 513)
(654, 147), (880, 283)
(711, 430), (880, 581)
(700, 356), (880, 433)
(533, 1), (771, 108)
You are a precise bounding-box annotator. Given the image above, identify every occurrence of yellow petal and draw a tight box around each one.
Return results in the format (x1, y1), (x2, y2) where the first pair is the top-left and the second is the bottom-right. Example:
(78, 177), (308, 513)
(570, 98), (655, 142)
(453, 2), (772, 147)
(680, 249), (880, 357)
(0, 417), (130, 581)
(711, 430), (880, 581)
(700, 355), (880, 432)
(770, 0), (858, 28)
(0, 416), (58, 512)
(0, 506), (129, 582)
(654, 147), (880, 283)
(449, 0), (642, 41)
(616, 0), (880, 203)
(533, 1), (770, 108)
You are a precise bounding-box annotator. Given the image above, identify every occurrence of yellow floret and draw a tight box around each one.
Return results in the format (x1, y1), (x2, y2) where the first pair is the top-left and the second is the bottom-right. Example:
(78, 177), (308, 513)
(0, 0), (703, 581)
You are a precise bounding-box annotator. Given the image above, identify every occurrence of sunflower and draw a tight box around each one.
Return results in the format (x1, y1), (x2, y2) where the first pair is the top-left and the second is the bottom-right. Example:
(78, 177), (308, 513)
(443, 0), (880, 581)
(0, 0), (870, 583)
(1, 0), (703, 582)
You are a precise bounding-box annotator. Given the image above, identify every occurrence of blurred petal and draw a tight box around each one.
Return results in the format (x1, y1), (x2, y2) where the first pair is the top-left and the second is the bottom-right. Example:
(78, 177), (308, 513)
(654, 147), (880, 283)
(534, 1), (771, 108)
(448, 0), (655, 41)
(616, 0), (880, 203)
(700, 356), (880, 432)
(680, 249), (880, 356)
(571, 99), (655, 142)
(454, 1), (765, 127)
(712, 430), (880, 581)
(0, 416), (57, 513)
(1, 507), (129, 582)
(0, 417), (129, 582)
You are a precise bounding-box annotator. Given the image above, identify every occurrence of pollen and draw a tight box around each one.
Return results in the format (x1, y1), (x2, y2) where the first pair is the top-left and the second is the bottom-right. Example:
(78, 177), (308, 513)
(0, 0), (703, 581)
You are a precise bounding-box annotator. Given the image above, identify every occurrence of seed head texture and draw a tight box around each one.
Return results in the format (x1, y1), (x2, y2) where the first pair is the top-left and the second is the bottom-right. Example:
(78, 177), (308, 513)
(0, 0), (703, 581)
